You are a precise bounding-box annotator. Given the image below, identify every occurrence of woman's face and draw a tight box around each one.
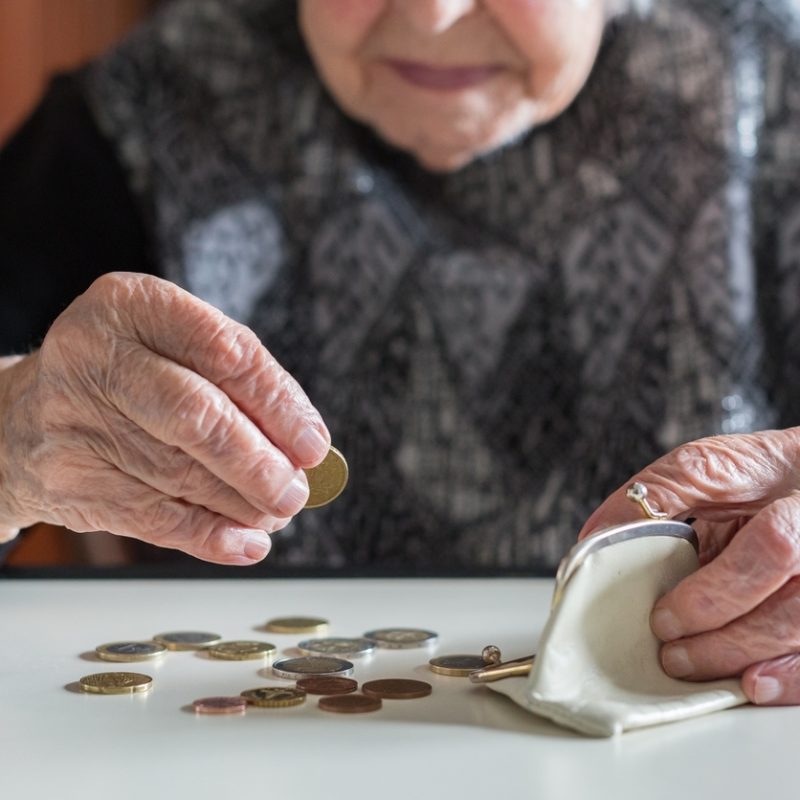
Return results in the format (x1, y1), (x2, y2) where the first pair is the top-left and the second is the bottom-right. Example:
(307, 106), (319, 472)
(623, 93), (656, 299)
(299, 0), (606, 171)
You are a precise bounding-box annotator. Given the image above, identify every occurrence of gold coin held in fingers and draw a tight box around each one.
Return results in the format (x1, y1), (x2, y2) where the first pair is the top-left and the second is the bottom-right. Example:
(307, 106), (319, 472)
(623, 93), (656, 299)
(79, 672), (153, 695)
(304, 446), (348, 509)
(207, 641), (277, 661)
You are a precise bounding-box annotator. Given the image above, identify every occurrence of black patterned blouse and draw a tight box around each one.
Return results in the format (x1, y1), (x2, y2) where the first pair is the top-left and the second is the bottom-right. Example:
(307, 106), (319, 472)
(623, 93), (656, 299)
(5, 0), (800, 572)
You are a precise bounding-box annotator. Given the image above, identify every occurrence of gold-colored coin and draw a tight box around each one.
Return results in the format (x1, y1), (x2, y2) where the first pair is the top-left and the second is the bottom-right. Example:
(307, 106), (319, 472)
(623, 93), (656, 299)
(95, 641), (166, 662)
(240, 687), (306, 708)
(265, 617), (329, 634)
(429, 655), (488, 677)
(79, 672), (153, 694)
(207, 640), (277, 661)
(303, 446), (348, 509)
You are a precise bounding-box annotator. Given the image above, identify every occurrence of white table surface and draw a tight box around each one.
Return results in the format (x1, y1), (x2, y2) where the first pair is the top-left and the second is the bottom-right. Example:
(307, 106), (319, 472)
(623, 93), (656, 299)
(0, 578), (794, 799)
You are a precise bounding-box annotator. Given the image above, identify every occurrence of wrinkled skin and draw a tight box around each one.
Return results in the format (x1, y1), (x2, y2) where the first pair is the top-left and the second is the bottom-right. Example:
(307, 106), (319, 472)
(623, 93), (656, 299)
(0, 273), (330, 564)
(579, 429), (800, 706)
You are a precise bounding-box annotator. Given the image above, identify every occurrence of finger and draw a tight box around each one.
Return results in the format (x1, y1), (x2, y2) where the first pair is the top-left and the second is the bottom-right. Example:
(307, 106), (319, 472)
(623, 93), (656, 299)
(111, 273), (331, 467)
(657, 575), (800, 680)
(100, 343), (310, 518)
(83, 420), (284, 531)
(742, 654), (800, 706)
(577, 430), (800, 540)
(693, 518), (744, 566)
(652, 496), (800, 641)
(66, 468), (274, 566)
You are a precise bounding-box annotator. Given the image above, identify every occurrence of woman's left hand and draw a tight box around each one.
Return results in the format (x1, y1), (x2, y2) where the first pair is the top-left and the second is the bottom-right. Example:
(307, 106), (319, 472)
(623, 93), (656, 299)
(578, 428), (800, 706)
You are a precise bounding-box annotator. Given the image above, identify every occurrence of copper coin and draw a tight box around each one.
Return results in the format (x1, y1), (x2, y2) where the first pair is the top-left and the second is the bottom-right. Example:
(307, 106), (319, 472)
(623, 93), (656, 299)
(361, 679), (432, 700)
(296, 677), (358, 696)
(318, 694), (382, 714)
(192, 696), (248, 715)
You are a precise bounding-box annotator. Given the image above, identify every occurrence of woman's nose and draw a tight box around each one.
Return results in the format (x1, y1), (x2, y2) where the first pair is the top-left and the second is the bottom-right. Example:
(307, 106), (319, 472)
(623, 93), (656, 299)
(394, 0), (478, 35)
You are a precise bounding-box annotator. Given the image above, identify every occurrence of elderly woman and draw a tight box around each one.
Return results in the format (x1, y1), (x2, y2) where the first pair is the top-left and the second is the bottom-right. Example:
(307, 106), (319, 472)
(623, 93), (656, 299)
(2, 0), (800, 705)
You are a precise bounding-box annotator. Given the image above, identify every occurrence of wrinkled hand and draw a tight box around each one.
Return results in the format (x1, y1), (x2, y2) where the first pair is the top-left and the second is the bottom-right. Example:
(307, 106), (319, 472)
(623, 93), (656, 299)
(0, 273), (330, 565)
(578, 429), (800, 706)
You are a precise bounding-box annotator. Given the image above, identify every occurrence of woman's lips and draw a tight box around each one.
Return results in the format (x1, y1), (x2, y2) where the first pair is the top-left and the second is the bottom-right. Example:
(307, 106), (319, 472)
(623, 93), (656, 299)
(383, 59), (505, 91)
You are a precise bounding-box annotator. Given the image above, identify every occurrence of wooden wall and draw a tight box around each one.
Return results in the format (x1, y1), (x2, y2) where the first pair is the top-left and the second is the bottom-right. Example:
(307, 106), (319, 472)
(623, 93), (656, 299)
(0, 0), (157, 144)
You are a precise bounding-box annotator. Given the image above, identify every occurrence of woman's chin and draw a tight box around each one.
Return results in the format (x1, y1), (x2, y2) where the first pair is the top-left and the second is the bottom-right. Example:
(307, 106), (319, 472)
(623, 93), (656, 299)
(414, 147), (476, 173)
(377, 127), (492, 173)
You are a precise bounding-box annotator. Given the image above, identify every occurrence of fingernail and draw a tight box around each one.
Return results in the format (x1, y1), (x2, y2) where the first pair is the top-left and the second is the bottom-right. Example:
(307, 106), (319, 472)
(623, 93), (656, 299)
(242, 532), (271, 562)
(651, 608), (683, 641)
(293, 427), (329, 465)
(276, 476), (309, 516)
(662, 645), (693, 678)
(754, 676), (782, 705)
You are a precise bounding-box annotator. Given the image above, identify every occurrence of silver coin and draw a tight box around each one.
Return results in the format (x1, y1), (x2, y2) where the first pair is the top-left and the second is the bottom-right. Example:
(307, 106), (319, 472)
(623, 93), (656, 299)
(153, 631), (223, 651)
(95, 641), (167, 662)
(297, 637), (376, 658)
(271, 656), (354, 680)
(363, 628), (439, 649)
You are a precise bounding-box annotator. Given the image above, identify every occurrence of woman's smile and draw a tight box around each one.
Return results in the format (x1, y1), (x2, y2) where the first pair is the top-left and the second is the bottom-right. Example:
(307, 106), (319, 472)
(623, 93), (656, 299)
(381, 59), (506, 91)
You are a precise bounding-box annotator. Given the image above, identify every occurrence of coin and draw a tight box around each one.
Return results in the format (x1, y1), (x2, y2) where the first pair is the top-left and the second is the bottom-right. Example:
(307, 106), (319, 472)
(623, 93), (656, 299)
(296, 677), (358, 696)
(207, 641), (277, 661)
(303, 446), (348, 508)
(429, 655), (488, 677)
(361, 679), (432, 700)
(297, 637), (375, 658)
(192, 697), (248, 715)
(318, 694), (382, 714)
(79, 672), (153, 694)
(241, 687), (306, 708)
(271, 656), (354, 680)
(154, 631), (222, 651)
(95, 641), (167, 662)
(265, 616), (329, 634)
(363, 628), (439, 649)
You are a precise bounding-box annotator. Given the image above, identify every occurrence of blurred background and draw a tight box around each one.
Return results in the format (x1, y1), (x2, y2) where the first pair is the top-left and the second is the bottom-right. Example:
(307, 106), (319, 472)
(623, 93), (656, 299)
(1, 0), (159, 567)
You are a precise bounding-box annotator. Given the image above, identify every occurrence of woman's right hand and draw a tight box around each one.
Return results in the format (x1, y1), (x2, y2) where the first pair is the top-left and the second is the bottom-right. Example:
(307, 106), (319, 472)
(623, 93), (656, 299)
(0, 272), (331, 564)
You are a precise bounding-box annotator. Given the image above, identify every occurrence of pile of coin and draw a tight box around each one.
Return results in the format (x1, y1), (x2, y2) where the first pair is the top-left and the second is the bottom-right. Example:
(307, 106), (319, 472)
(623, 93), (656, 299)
(76, 620), (507, 719)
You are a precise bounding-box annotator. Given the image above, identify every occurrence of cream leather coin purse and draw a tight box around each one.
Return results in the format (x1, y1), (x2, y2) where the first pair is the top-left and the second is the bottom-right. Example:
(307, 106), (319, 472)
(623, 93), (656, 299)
(488, 520), (747, 737)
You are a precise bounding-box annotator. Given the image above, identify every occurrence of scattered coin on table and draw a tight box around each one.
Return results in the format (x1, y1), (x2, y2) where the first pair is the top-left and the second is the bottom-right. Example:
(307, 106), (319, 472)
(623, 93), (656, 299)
(79, 672), (153, 694)
(297, 637), (375, 658)
(318, 694), (382, 714)
(192, 697), (248, 715)
(154, 631), (222, 651)
(207, 641), (277, 661)
(303, 446), (349, 508)
(296, 677), (359, 695)
(265, 616), (329, 634)
(429, 655), (488, 677)
(241, 687), (307, 708)
(95, 641), (167, 662)
(272, 656), (354, 679)
(363, 628), (439, 649)
(361, 679), (433, 700)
